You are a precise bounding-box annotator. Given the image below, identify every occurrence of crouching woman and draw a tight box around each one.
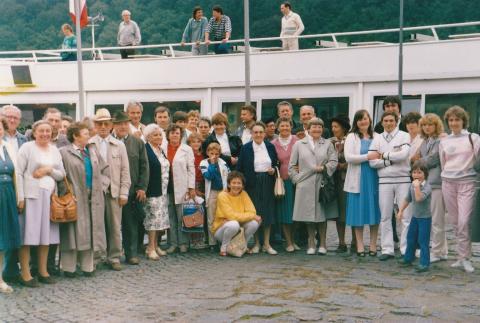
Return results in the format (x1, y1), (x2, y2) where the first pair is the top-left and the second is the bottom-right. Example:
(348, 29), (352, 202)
(211, 171), (261, 256)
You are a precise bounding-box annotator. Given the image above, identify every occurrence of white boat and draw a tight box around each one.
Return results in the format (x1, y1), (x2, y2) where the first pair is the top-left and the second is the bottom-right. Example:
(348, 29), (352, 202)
(1, 21), (479, 132)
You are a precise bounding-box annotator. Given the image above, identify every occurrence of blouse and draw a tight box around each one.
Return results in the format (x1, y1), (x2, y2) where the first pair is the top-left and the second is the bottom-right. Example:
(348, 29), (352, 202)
(253, 141), (272, 172)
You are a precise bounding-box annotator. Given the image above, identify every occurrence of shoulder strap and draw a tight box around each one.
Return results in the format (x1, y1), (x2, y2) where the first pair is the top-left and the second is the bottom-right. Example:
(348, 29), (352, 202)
(469, 133), (474, 151)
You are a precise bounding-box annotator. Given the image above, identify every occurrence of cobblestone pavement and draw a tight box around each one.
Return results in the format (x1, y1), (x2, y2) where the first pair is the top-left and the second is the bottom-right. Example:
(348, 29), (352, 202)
(1, 225), (479, 322)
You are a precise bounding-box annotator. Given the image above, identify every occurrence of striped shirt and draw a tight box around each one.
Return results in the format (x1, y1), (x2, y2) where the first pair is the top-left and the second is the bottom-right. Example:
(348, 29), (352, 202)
(206, 15), (232, 41)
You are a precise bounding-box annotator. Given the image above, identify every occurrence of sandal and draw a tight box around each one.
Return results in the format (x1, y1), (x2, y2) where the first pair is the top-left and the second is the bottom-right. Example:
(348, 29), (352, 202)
(0, 282), (13, 294)
(145, 248), (160, 261)
(369, 250), (378, 257)
(356, 251), (366, 257)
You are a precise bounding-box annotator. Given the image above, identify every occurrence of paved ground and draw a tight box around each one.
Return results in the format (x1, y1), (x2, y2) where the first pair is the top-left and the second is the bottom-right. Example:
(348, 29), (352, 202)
(1, 225), (479, 322)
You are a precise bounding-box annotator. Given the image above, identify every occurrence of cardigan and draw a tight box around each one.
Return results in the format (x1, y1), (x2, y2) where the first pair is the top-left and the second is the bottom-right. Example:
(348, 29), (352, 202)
(418, 136), (442, 188)
(212, 190), (256, 234)
(145, 143), (167, 197)
(344, 132), (379, 193)
(236, 140), (279, 191)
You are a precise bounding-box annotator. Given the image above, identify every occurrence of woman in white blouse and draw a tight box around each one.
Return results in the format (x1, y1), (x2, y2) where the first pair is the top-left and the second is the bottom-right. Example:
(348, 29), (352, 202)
(16, 120), (65, 287)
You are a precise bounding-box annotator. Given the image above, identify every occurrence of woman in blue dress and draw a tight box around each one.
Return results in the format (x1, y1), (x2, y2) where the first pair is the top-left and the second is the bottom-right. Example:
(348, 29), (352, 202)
(0, 118), (21, 293)
(344, 110), (381, 257)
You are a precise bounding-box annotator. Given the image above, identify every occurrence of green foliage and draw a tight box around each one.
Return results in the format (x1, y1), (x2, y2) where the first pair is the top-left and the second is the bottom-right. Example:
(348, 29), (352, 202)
(0, 0), (479, 50)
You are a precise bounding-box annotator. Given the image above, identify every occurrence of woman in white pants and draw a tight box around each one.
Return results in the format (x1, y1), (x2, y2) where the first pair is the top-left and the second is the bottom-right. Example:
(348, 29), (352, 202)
(211, 171), (261, 256)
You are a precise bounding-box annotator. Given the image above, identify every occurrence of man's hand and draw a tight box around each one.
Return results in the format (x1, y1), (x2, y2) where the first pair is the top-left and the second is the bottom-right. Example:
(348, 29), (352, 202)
(136, 190), (146, 203)
(118, 197), (128, 207)
(222, 38), (229, 43)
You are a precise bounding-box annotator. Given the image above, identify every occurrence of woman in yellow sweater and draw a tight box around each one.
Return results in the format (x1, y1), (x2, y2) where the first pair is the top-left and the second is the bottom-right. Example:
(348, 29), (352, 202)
(212, 171), (262, 256)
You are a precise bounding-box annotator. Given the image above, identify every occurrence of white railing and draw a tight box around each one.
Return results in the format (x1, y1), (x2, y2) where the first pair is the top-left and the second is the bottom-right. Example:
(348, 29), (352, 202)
(0, 20), (479, 63)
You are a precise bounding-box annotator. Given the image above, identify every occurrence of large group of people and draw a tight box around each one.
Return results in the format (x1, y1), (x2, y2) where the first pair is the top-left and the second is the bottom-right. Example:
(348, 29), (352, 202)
(61, 2), (304, 60)
(0, 95), (479, 294)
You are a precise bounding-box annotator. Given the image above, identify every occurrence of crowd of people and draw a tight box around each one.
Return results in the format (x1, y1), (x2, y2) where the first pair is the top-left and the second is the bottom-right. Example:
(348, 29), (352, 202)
(61, 2), (304, 60)
(0, 95), (479, 294)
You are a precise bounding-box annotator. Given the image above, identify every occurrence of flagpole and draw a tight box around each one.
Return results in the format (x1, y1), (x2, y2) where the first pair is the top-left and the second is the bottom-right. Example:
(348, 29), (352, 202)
(74, 0), (86, 119)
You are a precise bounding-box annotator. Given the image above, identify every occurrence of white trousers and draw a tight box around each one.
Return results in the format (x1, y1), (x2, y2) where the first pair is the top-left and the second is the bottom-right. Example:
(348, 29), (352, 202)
(214, 220), (259, 251)
(379, 183), (410, 255)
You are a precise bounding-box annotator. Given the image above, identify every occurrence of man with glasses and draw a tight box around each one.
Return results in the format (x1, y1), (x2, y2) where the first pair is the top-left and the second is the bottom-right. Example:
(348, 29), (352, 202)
(90, 109), (131, 271)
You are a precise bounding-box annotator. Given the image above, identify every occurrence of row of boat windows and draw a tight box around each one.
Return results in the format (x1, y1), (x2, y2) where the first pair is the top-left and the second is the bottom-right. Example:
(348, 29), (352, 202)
(4, 93), (480, 134)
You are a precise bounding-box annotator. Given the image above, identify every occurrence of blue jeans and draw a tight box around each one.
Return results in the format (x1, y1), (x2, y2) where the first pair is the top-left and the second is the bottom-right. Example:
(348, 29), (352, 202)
(404, 217), (431, 267)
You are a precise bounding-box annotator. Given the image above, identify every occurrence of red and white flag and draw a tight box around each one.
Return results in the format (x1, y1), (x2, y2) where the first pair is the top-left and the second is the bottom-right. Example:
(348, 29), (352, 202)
(69, 0), (88, 28)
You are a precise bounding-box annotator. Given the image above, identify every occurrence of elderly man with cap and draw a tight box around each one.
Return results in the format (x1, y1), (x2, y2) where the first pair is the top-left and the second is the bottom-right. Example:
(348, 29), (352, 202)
(89, 109), (131, 270)
(112, 111), (149, 265)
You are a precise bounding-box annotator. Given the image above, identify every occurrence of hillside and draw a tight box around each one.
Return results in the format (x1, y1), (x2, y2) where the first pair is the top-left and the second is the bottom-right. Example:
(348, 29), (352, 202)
(0, 0), (479, 51)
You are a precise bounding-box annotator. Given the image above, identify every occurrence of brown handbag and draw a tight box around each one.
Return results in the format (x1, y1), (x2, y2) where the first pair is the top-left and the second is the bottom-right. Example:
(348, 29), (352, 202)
(50, 177), (77, 223)
(182, 210), (204, 228)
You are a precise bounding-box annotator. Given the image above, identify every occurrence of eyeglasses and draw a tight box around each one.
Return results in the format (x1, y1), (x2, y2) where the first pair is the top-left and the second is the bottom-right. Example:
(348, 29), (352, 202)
(4, 115), (20, 120)
(96, 121), (111, 126)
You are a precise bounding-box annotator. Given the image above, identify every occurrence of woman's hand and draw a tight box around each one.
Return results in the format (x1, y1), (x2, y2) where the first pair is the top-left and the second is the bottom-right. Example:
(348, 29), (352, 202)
(17, 201), (25, 213)
(367, 151), (381, 160)
(254, 215), (262, 223)
(32, 166), (52, 179)
(188, 188), (196, 199)
(230, 157), (238, 166)
(136, 190), (147, 203)
(267, 167), (275, 175)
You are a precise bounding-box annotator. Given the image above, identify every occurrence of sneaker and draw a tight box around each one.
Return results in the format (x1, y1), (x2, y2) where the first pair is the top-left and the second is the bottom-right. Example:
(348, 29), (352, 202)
(430, 254), (448, 263)
(451, 260), (463, 268)
(415, 250), (420, 258)
(462, 260), (475, 273)
(317, 247), (327, 255)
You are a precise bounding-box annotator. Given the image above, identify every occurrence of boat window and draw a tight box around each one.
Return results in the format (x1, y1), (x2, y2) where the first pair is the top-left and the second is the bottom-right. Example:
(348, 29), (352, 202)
(425, 93), (480, 133)
(0, 103), (76, 133)
(373, 95), (421, 125)
(261, 97), (349, 135)
(222, 102), (258, 133)
(95, 101), (201, 125)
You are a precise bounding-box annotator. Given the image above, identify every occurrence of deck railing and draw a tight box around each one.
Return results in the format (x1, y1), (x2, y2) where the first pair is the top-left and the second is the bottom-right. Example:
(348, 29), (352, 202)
(0, 20), (479, 63)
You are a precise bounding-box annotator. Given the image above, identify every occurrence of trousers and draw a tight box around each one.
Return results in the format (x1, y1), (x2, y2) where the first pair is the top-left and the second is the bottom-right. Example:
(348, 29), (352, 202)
(61, 249), (94, 273)
(168, 195), (189, 247)
(404, 217), (432, 267)
(105, 193), (123, 263)
(214, 220), (259, 251)
(430, 188), (447, 258)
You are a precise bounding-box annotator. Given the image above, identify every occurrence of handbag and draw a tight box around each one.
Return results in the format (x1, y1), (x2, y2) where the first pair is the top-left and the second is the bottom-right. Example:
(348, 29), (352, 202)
(274, 166), (285, 198)
(182, 199), (204, 232)
(318, 168), (336, 205)
(226, 227), (247, 257)
(50, 177), (77, 223)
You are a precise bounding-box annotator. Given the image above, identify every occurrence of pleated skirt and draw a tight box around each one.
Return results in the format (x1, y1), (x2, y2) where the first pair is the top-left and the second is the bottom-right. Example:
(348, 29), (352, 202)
(0, 180), (21, 250)
(247, 172), (276, 226)
(276, 179), (294, 224)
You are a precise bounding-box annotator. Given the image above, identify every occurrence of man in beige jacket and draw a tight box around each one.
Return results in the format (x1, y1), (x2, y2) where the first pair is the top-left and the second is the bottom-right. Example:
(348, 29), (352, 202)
(90, 109), (131, 270)
(280, 2), (304, 51)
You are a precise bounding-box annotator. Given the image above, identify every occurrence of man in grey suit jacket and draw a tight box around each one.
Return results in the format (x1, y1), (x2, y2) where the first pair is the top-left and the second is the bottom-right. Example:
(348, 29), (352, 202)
(90, 109), (131, 271)
(112, 111), (149, 265)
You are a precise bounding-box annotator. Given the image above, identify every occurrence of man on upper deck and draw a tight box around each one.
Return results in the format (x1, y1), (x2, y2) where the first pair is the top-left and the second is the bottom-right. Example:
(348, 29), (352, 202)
(280, 2), (304, 51)
(117, 10), (141, 59)
(205, 5), (232, 54)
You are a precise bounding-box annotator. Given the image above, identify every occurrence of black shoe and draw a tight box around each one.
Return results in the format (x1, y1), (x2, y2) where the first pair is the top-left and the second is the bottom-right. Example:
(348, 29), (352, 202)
(368, 250), (378, 257)
(356, 251), (366, 257)
(379, 254), (394, 261)
(48, 267), (61, 277)
(336, 244), (348, 253)
(415, 265), (429, 273)
(38, 275), (56, 284)
(64, 271), (77, 278)
(398, 259), (413, 267)
(82, 271), (95, 277)
(19, 277), (39, 288)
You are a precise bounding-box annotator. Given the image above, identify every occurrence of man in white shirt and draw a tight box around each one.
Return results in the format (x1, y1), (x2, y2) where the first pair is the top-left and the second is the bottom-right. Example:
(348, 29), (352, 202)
(117, 10), (141, 59)
(369, 112), (411, 261)
(280, 2), (304, 51)
(126, 100), (145, 141)
(1, 105), (27, 153)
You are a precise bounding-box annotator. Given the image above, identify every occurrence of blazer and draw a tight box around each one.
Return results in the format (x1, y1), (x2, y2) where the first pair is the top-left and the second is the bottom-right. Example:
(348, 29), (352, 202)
(344, 132), (379, 193)
(202, 132), (242, 168)
(237, 140), (279, 191)
(16, 141), (65, 201)
(145, 143), (167, 197)
(89, 135), (131, 199)
(122, 135), (149, 197)
(171, 143), (196, 204)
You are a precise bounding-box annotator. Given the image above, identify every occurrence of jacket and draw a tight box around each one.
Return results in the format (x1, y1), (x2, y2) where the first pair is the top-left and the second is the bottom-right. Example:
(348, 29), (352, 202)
(171, 143), (196, 204)
(122, 135), (149, 196)
(145, 143), (167, 197)
(200, 157), (229, 200)
(202, 132), (242, 168)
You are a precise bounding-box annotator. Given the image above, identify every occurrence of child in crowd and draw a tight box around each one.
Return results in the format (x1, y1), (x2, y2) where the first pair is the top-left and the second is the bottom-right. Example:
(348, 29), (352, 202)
(397, 161), (432, 272)
(187, 132), (207, 249)
(200, 142), (230, 249)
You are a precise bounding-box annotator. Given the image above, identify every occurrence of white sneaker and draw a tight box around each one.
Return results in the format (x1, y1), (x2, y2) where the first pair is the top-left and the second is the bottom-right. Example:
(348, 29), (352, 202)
(430, 254), (448, 263)
(317, 247), (327, 255)
(451, 260), (463, 268)
(462, 260), (475, 273)
(306, 248), (316, 255)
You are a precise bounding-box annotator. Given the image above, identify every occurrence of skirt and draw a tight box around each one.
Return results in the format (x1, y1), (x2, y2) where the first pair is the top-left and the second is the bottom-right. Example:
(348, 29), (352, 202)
(0, 180), (21, 250)
(276, 179), (294, 224)
(143, 195), (170, 231)
(247, 172), (276, 226)
(20, 188), (60, 246)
